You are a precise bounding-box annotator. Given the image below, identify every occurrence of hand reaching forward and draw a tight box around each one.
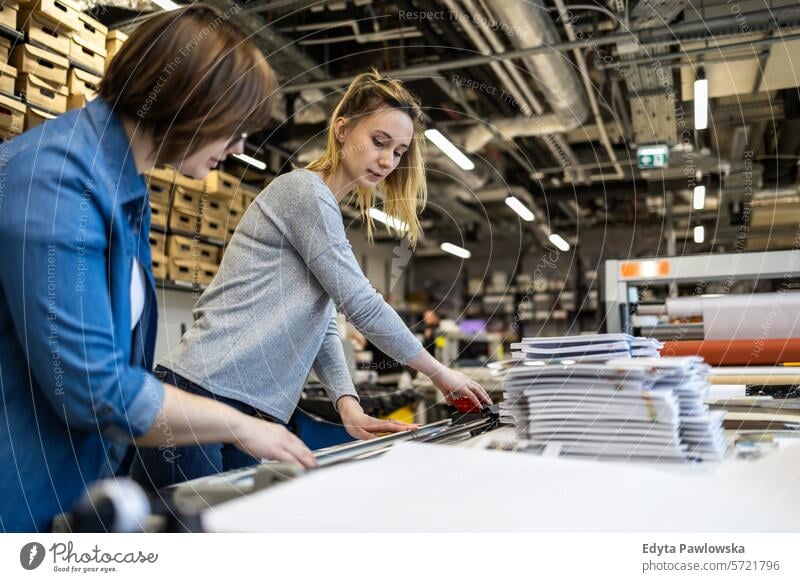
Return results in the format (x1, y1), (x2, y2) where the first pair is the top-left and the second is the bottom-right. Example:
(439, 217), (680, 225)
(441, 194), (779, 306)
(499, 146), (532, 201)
(235, 416), (318, 468)
(337, 396), (420, 440)
(431, 367), (493, 408)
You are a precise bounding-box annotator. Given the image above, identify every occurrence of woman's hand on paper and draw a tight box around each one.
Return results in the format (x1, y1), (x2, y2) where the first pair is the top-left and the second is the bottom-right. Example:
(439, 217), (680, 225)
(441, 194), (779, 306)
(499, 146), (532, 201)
(235, 416), (318, 468)
(337, 395), (419, 440)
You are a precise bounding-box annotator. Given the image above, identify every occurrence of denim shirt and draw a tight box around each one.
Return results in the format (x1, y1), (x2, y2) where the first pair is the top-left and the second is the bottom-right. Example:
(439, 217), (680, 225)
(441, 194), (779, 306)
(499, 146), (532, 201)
(0, 98), (165, 531)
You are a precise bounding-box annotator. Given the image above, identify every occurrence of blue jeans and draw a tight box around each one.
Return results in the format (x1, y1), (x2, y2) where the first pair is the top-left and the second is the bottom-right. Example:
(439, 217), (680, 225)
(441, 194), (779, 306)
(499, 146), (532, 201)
(129, 366), (283, 491)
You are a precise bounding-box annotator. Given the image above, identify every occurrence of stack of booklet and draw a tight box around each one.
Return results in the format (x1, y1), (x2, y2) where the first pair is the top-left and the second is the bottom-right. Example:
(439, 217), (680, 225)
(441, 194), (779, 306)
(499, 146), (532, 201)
(501, 356), (727, 462)
(498, 334), (661, 426)
(630, 337), (663, 357)
(509, 333), (663, 362)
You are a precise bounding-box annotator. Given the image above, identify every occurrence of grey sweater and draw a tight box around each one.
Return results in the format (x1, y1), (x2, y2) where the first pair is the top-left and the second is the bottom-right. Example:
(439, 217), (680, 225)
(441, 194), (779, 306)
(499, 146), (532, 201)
(160, 169), (423, 422)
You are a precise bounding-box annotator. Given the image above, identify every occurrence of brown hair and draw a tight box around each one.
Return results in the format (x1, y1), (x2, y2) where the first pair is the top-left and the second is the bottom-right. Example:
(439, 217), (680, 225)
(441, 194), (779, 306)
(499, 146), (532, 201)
(306, 69), (427, 246)
(99, 3), (275, 165)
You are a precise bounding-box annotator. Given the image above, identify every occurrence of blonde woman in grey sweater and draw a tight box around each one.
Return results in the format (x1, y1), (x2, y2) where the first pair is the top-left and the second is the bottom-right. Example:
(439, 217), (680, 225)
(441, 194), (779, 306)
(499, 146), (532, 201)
(132, 70), (491, 489)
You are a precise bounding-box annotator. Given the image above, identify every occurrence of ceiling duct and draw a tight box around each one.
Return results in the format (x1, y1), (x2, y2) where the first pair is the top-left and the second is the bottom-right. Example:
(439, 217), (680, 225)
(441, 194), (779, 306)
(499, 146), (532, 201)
(489, 1), (589, 130)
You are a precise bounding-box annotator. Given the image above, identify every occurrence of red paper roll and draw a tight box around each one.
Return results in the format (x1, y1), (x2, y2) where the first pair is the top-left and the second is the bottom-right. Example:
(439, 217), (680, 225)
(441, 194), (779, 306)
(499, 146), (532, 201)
(660, 338), (800, 366)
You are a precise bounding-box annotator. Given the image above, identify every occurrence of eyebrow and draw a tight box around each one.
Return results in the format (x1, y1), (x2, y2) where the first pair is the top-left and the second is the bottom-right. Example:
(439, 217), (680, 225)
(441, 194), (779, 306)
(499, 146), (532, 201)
(376, 130), (410, 149)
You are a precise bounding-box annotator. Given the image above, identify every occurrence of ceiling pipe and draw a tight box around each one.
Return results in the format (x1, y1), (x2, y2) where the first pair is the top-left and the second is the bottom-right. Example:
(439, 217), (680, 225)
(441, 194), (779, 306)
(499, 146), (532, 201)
(454, 0), (587, 184)
(489, 0), (589, 128)
(553, 0), (625, 181)
(436, 0), (585, 184)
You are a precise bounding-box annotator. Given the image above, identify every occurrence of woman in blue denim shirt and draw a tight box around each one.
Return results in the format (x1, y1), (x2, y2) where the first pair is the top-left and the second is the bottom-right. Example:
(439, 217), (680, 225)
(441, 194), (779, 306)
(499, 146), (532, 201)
(0, 4), (315, 532)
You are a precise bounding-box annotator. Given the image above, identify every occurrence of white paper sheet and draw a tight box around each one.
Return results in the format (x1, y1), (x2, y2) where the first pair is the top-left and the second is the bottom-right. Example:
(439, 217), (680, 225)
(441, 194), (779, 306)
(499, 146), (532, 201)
(203, 441), (800, 533)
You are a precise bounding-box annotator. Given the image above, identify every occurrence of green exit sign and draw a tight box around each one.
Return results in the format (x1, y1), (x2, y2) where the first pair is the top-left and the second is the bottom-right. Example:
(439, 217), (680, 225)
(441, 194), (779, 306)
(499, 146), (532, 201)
(637, 145), (670, 169)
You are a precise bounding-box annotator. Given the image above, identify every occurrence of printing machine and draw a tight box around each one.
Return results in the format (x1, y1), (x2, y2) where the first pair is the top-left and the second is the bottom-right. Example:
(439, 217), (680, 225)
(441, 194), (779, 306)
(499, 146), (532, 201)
(603, 249), (800, 337)
(603, 249), (800, 393)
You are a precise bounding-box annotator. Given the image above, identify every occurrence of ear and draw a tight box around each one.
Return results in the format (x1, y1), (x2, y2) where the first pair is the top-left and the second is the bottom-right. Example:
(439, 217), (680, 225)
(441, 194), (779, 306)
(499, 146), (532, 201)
(333, 117), (349, 143)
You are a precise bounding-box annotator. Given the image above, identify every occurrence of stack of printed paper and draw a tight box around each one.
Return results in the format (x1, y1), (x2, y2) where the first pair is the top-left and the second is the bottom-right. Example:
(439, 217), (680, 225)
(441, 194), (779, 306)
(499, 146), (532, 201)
(610, 357), (727, 461)
(502, 357), (726, 462)
(630, 337), (663, 357)
(509, 333), (663, 363)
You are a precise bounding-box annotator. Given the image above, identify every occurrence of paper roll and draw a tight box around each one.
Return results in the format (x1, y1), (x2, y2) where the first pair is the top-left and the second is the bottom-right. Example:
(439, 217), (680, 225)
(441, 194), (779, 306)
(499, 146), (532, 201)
(665, 296), (704, 318)
(702, 292), (800, 340)
(665, 292), (800, 340)
(660, 338), (800, 365)
(636, 304), (667, 316)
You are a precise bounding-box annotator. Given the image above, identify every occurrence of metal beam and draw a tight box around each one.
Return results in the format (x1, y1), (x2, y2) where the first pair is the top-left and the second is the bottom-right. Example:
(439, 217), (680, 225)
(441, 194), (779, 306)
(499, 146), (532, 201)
(597, 33), (800, 69)
(278, 5), (800, 94)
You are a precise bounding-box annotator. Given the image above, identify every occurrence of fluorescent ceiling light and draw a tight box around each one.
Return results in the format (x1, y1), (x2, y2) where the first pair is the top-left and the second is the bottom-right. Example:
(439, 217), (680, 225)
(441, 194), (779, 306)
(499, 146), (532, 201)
(368, 207), (409, 232)
(548, 233), (570, 252)
(233, 153), (267, 171)
(693, 185), (706, 210)
(694, 78), (708, 130)
(505, 195), (535, 222)
(440, 242), (471, 259)
(694, 225), (705, 243)
(424, 129), (475, 171)
(152, 0), (181, 10)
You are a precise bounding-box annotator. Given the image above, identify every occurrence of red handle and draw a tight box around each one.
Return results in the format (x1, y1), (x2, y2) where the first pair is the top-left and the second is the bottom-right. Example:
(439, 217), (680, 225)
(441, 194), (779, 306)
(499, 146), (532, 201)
(453, 397), (481, 413)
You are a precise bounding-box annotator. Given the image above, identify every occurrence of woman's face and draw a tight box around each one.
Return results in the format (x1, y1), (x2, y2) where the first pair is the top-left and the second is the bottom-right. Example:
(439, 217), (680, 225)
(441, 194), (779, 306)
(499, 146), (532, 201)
(335, 107), (413, 189)
(176, 134), (246, 179)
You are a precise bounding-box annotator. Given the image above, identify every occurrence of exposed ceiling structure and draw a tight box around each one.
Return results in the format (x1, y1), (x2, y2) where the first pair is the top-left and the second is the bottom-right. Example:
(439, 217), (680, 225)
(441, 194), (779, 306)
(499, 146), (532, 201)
(94, 0), (800, 255)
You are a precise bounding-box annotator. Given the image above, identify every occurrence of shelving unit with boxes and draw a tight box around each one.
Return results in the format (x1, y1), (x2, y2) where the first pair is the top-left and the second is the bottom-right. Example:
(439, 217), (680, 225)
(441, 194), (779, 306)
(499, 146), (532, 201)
(460, 261), (603, 340)
(529, 278), (602, 332)
(145, 165), (263, 292)
(1, 4), (265, 296)
(0, 0), (115, 137)
(14, 0), (79, 121)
